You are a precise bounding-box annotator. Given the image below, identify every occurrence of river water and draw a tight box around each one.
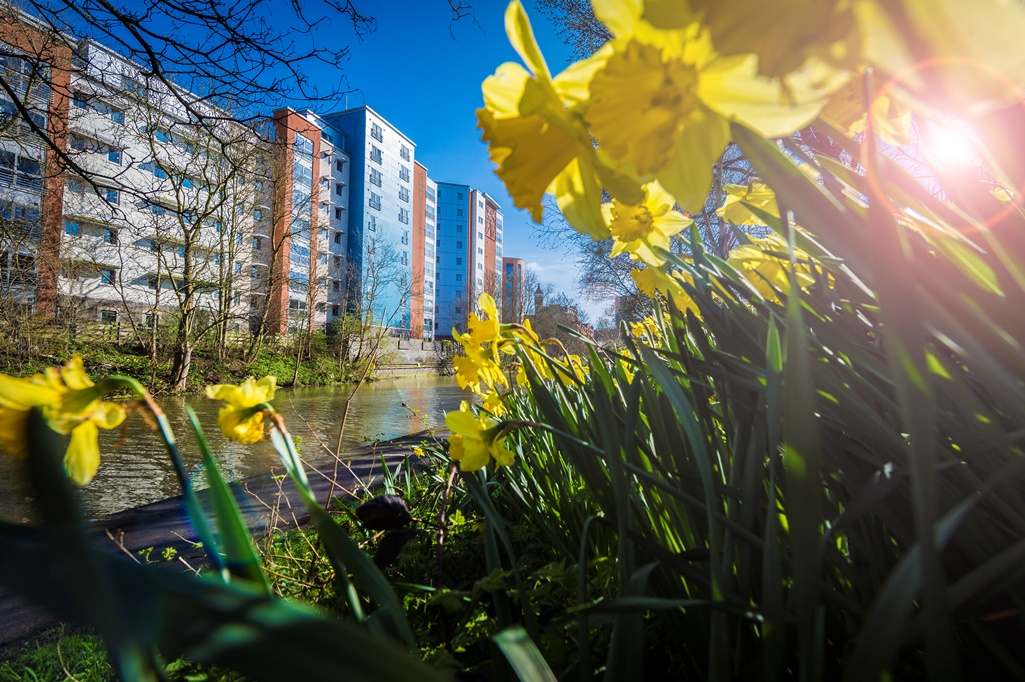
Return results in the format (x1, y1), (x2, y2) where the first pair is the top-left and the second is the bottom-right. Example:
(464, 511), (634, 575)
(0, 375), (466, 521)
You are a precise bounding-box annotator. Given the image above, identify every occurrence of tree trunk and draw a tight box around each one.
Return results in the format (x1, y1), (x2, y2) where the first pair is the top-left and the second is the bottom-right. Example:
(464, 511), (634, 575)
(169, 312), (194, 392)
(291, 332), (303, 386)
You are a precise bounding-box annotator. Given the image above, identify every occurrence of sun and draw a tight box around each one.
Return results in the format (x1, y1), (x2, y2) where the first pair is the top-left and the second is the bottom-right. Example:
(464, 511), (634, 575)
(921, 119), (978, 169)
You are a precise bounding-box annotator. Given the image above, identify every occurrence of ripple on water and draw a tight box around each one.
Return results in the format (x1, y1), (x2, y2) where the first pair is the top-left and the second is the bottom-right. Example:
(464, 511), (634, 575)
(0, 375), (467, 520)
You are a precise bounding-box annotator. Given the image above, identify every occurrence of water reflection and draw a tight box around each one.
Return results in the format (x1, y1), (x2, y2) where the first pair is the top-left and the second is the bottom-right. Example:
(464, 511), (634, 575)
(0, 375), (465, 520)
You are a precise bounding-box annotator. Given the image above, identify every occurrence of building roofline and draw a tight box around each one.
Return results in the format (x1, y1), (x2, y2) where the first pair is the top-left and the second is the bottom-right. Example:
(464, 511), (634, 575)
(320, 104), (417, 146)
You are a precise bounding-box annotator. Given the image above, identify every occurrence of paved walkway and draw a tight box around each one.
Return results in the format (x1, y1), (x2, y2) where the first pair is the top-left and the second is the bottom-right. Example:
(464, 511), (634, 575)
(0, 431), (442, 651)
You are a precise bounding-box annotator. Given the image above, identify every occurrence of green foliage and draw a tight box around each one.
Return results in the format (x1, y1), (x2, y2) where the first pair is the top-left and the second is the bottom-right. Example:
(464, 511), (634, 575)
(0, 629), (114, 682)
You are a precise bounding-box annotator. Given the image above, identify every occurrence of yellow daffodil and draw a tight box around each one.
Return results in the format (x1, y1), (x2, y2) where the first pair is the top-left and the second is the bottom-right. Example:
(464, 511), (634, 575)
(453, 352), (508, 394)
(564, 355), (589, 383)
(508, 318), (554, 387)
(453, 293), (512, 394)
(603, 181), (692, 267)
(445, 401), (515, 472)
(0, 355), (127, 486)
(629, 315), (665, 342)
(478, 1), (641, 239)
(586, 31), (729, 212)
(691, 0), (858, 83)
(482, 388), (508, 417)
(205, 376), (277, 444)
(717, 181), (780, 226)
(632, 267), (702, 319)
(616, 356), (637, 384)
(819, 72), (911, 146)
(727, 233), (817, 302)
(584, 0), (838, 213)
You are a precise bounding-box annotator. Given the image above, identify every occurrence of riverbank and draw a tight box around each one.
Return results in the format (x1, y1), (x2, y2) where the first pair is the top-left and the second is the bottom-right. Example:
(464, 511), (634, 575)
(0, 429), (445, 652)
(0, 339), (449, 395)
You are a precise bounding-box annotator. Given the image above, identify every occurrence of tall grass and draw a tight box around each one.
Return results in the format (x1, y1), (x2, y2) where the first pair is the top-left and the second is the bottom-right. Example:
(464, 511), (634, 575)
(459, 115), (1025, 679)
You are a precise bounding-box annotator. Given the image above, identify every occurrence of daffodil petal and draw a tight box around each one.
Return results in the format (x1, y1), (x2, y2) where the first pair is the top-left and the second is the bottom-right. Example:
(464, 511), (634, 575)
(60, 355), (95, 391)
(0, 375), (60, 408)
(658, 109), (729, 212)
(0, 406), (30, 458)
(505, 0), (550, 80)
(65, 421), (100, 486)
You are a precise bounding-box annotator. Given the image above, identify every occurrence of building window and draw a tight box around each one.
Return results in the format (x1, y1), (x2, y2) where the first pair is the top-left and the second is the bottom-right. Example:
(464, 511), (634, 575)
(370, 169), (382, 187)
(149, 239), (159, 251)
(294, 133), (313, 157)
(332, 304), (340, 316)
(251, 265), (259, 278)
(370, 192), (382, 210)
(334, 231), (342, 244)
(368, 215), (377, 231)
(148, 277), (159, 290)
(100, 309), (117, 323)
(72, 91), (88, 109)
(253, 236), (262, 250)
(121, 74), (147, 99)
(109, 109), (124, 125)
(398, 208), (409, 224)
(456, 274), (462, 282)
(370, 146), (382, 164)
(371, 122), (383, 142)
(64, 220), (79, 236)
(100, 268), (116, 285)
(456, 257), (462, 265)
(400, 144), (410, 161)
(254, 209), (262, 221)
(456, 241), (463, 249)
(335, 159), (344, 172)
(103, 228), (117, 245)
(105, 188), (119, 204)
(399, 165), (410, 182)
(333, 280), (340, 292)
(457, 208), (463, 216)
(107, 149), (121, 164)
(398, 187), (409, 203)
(333, 183), (343, 196)
(457, 192), (463, 200)
(335, 207), (343, 220)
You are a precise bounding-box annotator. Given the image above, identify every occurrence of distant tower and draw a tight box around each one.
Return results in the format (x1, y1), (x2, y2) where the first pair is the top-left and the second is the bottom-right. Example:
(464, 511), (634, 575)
(534, 284), (544, 313)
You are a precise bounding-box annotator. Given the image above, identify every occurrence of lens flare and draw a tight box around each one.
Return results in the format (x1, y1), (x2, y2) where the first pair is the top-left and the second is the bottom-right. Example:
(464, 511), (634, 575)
(922, 119), (977, 169)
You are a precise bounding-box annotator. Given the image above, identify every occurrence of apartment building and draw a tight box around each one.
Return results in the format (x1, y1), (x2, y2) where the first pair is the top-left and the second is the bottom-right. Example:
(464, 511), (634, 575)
(412, 160), (437, 340)
(0, 10), (71, 317)
(434, 183), (503, 337)
(321, 106), (416, 333)
(261, 108), (350, 335)
(501, 257), (525, 324)
(58, 39), (261, 332)
(0, 9), (496, 341)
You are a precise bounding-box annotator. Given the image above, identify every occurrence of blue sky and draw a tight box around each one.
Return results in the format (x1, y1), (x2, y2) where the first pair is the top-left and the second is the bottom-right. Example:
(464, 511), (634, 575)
(292, 2), (602, 318)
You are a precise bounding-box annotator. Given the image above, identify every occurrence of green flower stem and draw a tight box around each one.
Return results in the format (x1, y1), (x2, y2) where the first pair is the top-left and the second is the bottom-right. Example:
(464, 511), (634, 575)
(128, 383), (228, 581)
